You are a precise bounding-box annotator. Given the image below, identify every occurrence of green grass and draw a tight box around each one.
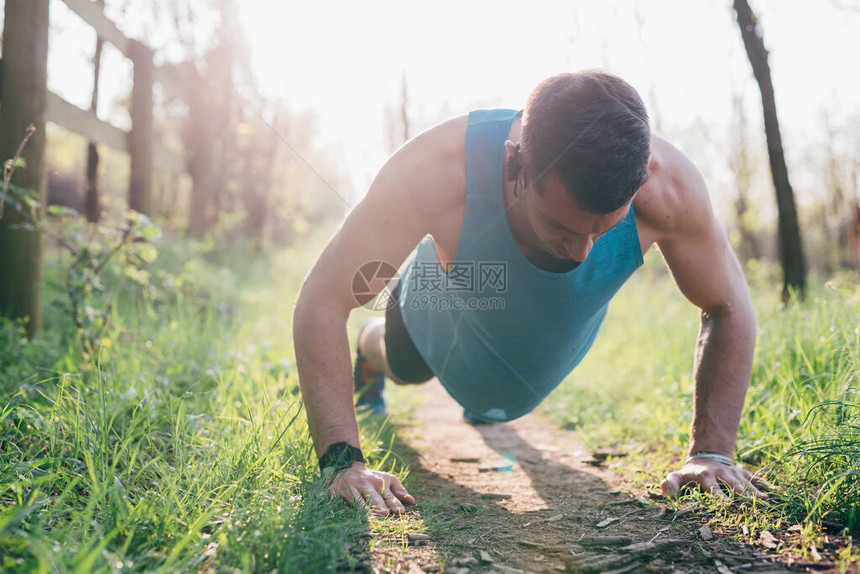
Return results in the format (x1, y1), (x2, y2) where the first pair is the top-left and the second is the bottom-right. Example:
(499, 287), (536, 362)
(547, 251), (860, 548)
(3, 229), (859, 570)
(0, 233), (413, 573)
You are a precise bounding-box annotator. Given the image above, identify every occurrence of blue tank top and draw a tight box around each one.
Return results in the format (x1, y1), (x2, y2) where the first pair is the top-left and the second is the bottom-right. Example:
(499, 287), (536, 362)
(399, 109), (644, 421)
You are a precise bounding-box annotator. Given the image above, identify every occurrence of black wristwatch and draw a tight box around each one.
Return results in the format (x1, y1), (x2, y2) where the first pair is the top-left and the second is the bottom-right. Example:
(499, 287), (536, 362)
(318, 441), (365, 473)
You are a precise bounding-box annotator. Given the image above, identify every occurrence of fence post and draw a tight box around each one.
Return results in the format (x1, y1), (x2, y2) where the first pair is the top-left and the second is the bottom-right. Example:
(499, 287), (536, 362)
(128, 39), (153, 216)
(0, 0), (50, 337)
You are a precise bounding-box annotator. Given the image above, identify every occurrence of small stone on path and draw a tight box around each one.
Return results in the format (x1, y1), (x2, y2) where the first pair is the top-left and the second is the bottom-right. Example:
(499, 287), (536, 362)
(407, 532), (431, 542)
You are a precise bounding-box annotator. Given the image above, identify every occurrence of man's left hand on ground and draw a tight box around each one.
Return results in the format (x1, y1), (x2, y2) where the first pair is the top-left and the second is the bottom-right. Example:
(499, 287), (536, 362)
(661, 458), (773, 500)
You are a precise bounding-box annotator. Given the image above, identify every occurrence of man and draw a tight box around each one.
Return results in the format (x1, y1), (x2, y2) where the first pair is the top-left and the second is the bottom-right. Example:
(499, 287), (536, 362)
(293, 71), (769, 516)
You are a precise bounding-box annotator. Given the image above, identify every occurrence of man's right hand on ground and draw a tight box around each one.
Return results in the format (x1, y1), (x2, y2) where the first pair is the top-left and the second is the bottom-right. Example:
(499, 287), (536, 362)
(327, 463), (416, 516)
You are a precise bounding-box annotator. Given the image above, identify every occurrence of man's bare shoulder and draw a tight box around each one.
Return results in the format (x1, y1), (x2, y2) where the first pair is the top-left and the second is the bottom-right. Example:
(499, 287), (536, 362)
(381, 114), (469, 218)
(634, 134), (711, 244)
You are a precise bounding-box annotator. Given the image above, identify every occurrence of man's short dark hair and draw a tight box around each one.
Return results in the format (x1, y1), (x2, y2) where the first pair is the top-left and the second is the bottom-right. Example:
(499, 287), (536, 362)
(521, 70), (651, 214)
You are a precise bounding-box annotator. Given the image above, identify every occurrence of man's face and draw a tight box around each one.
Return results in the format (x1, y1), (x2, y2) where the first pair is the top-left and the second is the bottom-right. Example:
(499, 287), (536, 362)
(521, 170), (631, 263)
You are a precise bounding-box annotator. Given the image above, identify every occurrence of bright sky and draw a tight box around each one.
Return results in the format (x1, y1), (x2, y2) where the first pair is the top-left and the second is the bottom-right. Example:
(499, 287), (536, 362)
(37, 0), (860, 208)
(235, 0), (860, 200)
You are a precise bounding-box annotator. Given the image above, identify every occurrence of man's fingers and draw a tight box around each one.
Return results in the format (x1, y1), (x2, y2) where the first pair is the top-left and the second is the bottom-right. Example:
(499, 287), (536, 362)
(733, 475), (768, 499)
(386, 475), (416, 505)
(706, 481), (729, 499)
(383, 490), (406, 514)
(719, 471), (770, 500)
(348, 486), (369, 510)
(378, 475), (406, 514)
(363, 489), (390, 515)
(749, 474), (774, 491)
(717, 476), (755, 499)
(327, 467), (416, 516)
(661, 473), (682, 497)
(662, 462), (773, 502)
(740, 468), (774, 492)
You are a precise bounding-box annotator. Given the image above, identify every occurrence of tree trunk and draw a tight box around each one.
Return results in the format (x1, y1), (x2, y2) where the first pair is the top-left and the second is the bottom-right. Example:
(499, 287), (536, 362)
(0, 0), (50, 337)
(85, 19), (104, 224)
(850, 200), (860, 271)
(733, 0), (806, 301)
(729, 94), (761, 264)
(186, 66), (216, 237)
(129, 40), (154, 216)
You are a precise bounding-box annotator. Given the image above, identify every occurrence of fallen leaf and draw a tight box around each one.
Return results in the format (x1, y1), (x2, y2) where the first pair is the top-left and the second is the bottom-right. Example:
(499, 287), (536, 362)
(479, 550), (493, 563)
(596, 517), (621, 529)
(809, 545), (822, 562)
(714, 559), (734, 574)
(759, 530), (779, 549)
(673, 504), (701, 521)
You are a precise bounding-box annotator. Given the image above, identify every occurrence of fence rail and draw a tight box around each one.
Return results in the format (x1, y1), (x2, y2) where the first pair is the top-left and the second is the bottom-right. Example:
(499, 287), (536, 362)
(60, 0), (129, 56)
(45, 91), (185, 173)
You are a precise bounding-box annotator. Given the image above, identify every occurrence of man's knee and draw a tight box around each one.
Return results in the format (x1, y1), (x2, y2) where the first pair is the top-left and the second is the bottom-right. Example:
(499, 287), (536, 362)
(386, 368), (432, 386)
(380, 342), (432, 385)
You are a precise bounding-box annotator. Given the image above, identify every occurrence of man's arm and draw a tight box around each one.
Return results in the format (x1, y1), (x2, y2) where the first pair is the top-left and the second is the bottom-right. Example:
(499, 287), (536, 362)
(292, 116), (466, 514)
(646, 147), (769, 499)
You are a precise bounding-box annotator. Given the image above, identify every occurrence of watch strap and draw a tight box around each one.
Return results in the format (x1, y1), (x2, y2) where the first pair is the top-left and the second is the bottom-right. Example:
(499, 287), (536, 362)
(319, 441), (365, 473)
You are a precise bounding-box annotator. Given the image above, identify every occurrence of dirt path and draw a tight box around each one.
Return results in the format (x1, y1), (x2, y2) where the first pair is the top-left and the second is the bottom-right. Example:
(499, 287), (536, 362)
(365, 381), (800, 574)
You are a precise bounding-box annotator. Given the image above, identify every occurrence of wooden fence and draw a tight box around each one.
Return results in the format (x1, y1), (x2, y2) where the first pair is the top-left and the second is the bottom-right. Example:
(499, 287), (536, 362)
(0, 0), (188, 335)
(39, 0), (185, 214)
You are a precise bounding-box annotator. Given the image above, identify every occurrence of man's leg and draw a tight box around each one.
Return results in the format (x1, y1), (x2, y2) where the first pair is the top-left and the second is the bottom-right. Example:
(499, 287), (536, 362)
(354, 317), (387, 414)
(358, 317), (429, 386)
(357, 315), (492, 424)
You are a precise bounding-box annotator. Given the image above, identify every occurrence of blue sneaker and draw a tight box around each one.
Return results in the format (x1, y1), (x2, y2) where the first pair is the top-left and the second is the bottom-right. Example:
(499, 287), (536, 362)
(354, 319), (386, 415)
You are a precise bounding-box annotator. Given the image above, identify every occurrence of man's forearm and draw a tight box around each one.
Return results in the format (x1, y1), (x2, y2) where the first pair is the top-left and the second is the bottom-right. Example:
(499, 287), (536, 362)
(688, 301), (756, 457)
(293, 300), (361, 458)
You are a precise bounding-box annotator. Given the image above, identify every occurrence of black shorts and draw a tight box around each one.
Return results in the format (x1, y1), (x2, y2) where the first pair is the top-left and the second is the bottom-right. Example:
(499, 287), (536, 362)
(384, 279), (435, 383)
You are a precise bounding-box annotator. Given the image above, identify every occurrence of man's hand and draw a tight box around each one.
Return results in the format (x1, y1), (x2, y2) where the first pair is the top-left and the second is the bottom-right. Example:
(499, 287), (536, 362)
(327, 463), (416, 515)
(661, 458), (772, 500)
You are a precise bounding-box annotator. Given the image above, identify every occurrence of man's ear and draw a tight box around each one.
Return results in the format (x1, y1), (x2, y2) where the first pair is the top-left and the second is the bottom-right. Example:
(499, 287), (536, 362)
(506, 142), (521, 182)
